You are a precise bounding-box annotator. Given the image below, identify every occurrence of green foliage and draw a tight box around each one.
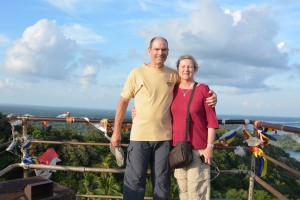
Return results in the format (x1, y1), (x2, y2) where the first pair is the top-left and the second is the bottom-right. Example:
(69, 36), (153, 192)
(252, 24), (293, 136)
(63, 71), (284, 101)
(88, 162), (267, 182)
(253, 190), (276, 200)
(170, 175), (179, 197)
(0, 113), (24, 181)
(0, 151), (23, 181)
(225, 188), (248, 200)
(144, 177), (153, 197)
(80, 172), (102, 195)
(0, 113), (12, 143)
(83, 128), (108, 143)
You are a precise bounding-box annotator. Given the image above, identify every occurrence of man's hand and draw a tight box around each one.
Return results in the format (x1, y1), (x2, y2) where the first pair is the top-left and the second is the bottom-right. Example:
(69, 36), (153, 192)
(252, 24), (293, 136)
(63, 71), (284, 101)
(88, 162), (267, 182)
(111, 97), (130, 147)
(206, 90), (217, 107)
(111, 131), (121, 147)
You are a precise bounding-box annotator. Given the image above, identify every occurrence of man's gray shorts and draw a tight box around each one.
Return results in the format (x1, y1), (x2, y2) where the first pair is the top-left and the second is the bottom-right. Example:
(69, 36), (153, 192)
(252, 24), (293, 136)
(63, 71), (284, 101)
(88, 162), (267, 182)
(123, 140), (172, 200)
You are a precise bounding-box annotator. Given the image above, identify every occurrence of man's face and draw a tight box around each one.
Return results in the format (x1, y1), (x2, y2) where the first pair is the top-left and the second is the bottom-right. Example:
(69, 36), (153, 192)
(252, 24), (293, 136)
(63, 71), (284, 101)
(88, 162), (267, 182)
(148, 39), (169, 65)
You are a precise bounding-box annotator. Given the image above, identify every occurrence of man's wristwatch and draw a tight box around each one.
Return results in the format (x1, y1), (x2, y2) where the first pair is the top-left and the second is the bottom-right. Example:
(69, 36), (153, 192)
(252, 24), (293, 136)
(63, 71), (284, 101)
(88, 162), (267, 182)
(207, 143), (214, 148)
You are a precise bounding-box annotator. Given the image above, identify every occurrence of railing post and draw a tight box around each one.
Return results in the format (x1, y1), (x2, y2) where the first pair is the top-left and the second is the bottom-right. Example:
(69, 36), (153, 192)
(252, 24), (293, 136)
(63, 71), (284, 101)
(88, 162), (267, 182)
(22, 117), (28, 178)
(248, 127), (257, 200)
(248, 156), (255, 200)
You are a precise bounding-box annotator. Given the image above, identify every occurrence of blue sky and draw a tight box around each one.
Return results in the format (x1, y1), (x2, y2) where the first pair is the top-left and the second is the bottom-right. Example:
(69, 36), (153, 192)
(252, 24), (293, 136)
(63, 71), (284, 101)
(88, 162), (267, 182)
(0, 0), (300, 117)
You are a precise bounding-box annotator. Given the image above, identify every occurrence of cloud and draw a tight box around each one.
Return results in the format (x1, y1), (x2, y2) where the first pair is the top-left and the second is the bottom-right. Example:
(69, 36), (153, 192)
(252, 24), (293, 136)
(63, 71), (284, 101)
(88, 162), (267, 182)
(46, 0), (77, 13)
(4, 19), (78, 80)
(72, 49), (122, 88)
(140, 0), (290, 93)
(46, 0), (112, 14)
(128, 48), (143, 59)
(224, 9), (242, 26)
(76, 50), (100, 89)
(277, 41), (285, 50)
(0, 78), (13, 89)
(255, 102), (264, 109)
(135, 0), (174, 12)
(242, 101), (249, 106)
(62, 23), (104, 44)
(290, 48), (300, 55)
(0, 78), (30, 90)
(79, 65), (98, 89)
(0, 34), (10, 44)
(2, 19), (114, 87)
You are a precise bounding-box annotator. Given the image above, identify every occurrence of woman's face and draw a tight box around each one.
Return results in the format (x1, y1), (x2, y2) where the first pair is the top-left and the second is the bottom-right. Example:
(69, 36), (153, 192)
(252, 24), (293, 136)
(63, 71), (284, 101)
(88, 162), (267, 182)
(178, 58), (195, 81)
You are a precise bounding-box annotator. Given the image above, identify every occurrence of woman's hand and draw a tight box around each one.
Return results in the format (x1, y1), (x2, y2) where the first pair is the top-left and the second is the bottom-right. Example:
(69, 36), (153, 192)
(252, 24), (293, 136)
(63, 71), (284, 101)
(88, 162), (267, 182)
(199, 146), (214, 165)
(131, 107), (136, 119)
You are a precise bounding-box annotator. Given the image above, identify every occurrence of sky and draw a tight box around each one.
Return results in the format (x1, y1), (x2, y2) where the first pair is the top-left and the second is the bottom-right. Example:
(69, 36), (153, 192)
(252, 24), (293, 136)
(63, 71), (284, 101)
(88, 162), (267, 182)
(0, 0), (300, 118)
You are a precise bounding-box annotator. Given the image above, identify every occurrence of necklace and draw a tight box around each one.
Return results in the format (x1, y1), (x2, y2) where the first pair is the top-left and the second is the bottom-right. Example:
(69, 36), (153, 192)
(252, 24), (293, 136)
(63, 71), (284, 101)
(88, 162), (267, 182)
(180, 88), (191, 97)
(179, 82), (194, 97)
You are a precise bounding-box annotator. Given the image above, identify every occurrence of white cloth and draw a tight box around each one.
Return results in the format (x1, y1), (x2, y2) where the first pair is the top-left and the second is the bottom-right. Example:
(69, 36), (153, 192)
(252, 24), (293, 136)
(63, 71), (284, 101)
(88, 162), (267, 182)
(110, 144), (124, 167)
(84, 117), (124, 166)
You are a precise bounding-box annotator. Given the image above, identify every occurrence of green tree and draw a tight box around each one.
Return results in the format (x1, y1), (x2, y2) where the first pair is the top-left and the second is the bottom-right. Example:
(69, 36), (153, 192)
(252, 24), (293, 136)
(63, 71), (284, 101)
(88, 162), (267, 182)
(253, 190), (276, 200)
(225, 188), (248, 200)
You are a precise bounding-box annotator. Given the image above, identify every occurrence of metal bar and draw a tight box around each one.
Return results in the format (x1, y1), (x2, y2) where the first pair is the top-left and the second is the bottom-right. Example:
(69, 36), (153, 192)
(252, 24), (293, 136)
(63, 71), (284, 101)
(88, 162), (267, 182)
(32, 140), (249, 149)
(28, 164), (126, 173)
(0, 163), (127, 177)
(2, 115), (300, 135)
(218, 170), (249, 174)
(0, 163), (23, 177)
(76, 194), (124, 199)
(76, 194), (180, 200)
(0, 162), (249, 177)
(218, 119), (254, 125)
(256, 121), (300, 134)
(215, 146), (249, 150)
(261, 153), (300, 177)
(15, 116), (132, 123)
(31, 140), (129, 147)
(30, 140), (300, 178)
(0, 141), (11, 149)
(251, 171), (288, 200)
(3, 116), (256, 125)
(0, 117), (9, 123)
(14, 117), (256, 125)
(31, 140), (110, 146)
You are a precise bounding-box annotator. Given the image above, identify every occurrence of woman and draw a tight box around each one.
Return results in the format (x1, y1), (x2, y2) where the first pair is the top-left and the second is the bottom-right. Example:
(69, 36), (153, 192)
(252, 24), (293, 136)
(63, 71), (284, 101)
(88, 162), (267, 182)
(171, 55), (219, 200)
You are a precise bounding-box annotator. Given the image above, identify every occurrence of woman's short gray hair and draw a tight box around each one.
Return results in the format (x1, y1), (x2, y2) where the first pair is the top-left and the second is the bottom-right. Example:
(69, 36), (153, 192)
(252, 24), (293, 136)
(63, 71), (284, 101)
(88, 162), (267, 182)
(176, 55), (199, 72)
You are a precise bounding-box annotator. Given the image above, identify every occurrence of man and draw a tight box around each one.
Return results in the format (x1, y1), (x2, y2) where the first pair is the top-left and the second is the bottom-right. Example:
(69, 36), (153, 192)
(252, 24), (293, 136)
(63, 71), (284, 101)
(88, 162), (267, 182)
(111, 37), (217, 200)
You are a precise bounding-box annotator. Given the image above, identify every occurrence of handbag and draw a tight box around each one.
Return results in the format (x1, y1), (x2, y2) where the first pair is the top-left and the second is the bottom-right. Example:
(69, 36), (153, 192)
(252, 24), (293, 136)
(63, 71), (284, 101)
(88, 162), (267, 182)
(169, 82), (197, 170)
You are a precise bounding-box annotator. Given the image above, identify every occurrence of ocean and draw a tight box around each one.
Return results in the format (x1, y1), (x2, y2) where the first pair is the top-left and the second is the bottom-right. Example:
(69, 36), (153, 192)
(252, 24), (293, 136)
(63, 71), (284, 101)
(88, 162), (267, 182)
(0, 103), (116, 119)
(285, 150), (300, 161)
(1, 103), (299, 161)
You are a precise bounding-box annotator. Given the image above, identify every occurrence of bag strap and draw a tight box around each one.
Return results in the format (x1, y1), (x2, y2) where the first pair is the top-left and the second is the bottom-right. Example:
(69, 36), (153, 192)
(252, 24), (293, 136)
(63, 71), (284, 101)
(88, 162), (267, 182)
(184, 82), (198, 141)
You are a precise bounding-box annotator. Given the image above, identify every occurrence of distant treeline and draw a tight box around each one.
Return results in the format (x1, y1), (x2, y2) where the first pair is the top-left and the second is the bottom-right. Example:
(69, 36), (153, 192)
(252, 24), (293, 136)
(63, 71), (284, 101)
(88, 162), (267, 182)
(275, 134), (300, 151)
